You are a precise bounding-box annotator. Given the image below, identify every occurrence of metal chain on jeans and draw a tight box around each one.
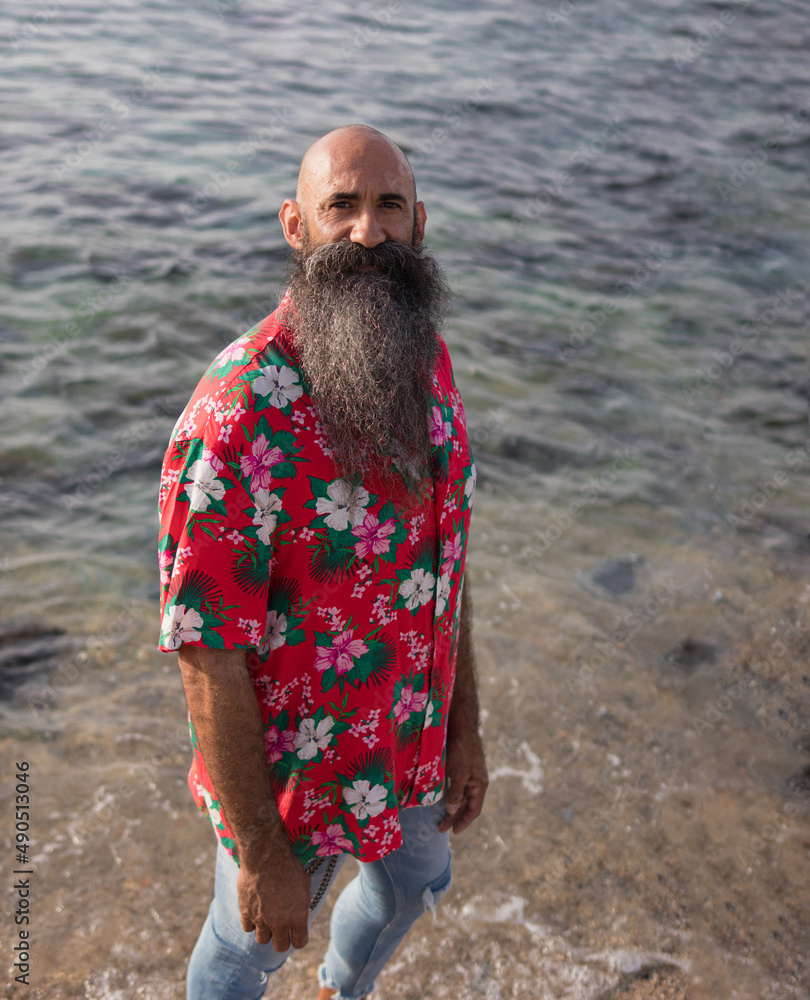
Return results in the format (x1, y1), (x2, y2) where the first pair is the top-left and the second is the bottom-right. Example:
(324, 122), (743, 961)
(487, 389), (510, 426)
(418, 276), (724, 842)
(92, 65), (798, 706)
(306, 853), (339, 912)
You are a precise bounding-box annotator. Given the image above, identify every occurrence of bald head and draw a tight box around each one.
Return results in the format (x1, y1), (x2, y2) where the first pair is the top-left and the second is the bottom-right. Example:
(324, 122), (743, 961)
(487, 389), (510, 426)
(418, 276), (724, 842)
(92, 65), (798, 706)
(296, 125), (416, 202)
(279, 124), (426, 251)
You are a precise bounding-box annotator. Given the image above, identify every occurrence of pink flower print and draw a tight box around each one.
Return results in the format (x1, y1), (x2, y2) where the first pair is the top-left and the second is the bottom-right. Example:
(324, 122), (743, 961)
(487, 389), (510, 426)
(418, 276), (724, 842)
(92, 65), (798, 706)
(202, 447), (225, 473)
(352, 512), (396, 559)
(239, 434), (284, 492)
(314, 629), (369, 676)
(158, 549), (173, 587)
(441, 533), (462, 573)
(263, 725), (296, 763)
(428, 405), (451, 446)
(311, 823), (352, 857)
(216, 341), (249, 366)
(393, 684), (428, 724)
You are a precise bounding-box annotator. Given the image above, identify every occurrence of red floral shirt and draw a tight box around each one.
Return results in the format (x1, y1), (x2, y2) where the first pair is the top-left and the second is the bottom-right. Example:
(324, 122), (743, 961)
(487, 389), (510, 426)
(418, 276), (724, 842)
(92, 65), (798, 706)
(157, 301), (475, 866)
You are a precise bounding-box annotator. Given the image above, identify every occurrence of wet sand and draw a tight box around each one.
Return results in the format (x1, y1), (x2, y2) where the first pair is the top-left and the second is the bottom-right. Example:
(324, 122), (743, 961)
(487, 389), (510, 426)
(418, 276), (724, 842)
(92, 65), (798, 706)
(2, 516), (808, 999)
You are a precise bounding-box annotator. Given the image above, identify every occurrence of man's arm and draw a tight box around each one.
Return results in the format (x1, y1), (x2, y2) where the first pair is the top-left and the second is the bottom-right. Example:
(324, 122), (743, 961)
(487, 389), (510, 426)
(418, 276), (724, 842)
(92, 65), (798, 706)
(177, 646), (311, 950)
(438, 582), (489, 834)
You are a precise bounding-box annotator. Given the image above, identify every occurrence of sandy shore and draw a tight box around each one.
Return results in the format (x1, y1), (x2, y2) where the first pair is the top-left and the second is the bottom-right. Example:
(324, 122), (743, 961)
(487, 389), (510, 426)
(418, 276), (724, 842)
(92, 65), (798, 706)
(2, 529), (808, 999)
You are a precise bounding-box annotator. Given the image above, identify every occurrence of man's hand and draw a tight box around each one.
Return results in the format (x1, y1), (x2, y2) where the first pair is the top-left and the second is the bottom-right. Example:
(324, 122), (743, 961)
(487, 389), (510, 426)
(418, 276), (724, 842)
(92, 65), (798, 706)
(438, 724), (488, 834)
(237, 838), (311, 950)
(177, 646), (313, 948)
(438, 582), (487, 835)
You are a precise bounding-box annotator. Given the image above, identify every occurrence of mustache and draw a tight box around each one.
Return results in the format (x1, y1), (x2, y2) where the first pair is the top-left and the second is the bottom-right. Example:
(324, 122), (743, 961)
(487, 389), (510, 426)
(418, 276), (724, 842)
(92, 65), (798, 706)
(298, 238), (428, 283)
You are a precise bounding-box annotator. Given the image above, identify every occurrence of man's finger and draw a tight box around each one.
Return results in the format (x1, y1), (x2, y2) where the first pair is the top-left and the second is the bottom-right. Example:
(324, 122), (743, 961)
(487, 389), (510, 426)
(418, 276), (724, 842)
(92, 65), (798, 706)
(444, 770), (467, 812)
(253, 924), (272, 945)
(271, 925), (292, 952)
(438, 776), (468, 832)
(290, 922), (310, 950)
(452, 779), (487, 833)
(451, 795), (481, 833)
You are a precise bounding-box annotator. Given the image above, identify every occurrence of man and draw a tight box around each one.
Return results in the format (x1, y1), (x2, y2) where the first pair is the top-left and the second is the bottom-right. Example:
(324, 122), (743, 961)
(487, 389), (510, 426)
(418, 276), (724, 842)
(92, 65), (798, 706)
(157, 124), (486, 1000)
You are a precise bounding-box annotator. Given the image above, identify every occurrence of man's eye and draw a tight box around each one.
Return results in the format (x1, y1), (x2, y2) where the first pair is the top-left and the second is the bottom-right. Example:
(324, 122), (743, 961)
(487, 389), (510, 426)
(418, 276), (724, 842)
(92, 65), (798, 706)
(381, 202), (401, 209)
(331, 201), (351, 209)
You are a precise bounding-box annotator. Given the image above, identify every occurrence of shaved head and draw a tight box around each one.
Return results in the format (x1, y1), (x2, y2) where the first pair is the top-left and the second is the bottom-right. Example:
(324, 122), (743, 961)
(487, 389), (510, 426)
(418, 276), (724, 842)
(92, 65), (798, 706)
(296, 125), (416, 204)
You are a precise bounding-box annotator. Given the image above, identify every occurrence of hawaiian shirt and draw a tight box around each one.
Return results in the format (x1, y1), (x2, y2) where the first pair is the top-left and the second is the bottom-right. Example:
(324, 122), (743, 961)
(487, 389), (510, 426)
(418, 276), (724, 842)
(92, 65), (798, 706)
(157, 299), (475, 867)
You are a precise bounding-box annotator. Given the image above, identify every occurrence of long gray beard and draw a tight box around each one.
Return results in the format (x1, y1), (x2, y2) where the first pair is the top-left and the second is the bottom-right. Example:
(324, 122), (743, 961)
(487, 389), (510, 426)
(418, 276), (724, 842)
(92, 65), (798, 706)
(282, 236), (451, 496)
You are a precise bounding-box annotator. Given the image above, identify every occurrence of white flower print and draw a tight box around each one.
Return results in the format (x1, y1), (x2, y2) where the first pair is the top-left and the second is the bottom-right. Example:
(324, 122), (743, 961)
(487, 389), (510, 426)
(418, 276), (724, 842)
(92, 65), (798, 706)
(423, 698), (435, 728)
(258, 610), (287, 656)
(294, 715), (335, 760)
(399, 568), (436, 611)
(199, 786), (223, 827)
(251, 490), (283, 544)
(420, 788), (442, 806)
(465, 463), (477, 508)
(252, 365), (304, 408)
(184, 459), (226, 512)
(342, 780), (387, 821)
(161, 604), (204, 650)
(435, 572), (452, 618)
(315, 480), (370, 531)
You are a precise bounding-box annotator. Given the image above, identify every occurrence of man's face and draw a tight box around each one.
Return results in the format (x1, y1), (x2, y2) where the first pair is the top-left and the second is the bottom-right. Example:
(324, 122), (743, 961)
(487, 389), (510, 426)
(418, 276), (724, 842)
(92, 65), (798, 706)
(278, 132), (449, 498)
(279, 130), (427, 253)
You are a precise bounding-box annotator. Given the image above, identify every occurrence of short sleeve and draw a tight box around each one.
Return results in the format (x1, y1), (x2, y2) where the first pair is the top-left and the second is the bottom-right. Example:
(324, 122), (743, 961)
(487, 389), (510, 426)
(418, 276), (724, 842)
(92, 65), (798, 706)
(157, 413), (282, 653)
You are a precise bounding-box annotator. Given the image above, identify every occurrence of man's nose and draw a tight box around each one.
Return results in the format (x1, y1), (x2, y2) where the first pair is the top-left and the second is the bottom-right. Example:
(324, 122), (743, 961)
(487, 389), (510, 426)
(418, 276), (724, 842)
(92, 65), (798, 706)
(349, 210), (385, 248)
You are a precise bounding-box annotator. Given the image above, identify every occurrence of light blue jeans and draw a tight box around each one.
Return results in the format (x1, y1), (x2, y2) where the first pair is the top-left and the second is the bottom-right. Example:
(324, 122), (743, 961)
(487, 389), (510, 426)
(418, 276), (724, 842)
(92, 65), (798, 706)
(186, 800), (452, 1000)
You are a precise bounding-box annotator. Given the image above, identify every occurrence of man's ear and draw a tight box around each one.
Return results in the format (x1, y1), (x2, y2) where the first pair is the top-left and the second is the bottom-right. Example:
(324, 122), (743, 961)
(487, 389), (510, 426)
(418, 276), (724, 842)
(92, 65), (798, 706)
(414, 201), (427, 247)
(279, 199), (305, 249)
